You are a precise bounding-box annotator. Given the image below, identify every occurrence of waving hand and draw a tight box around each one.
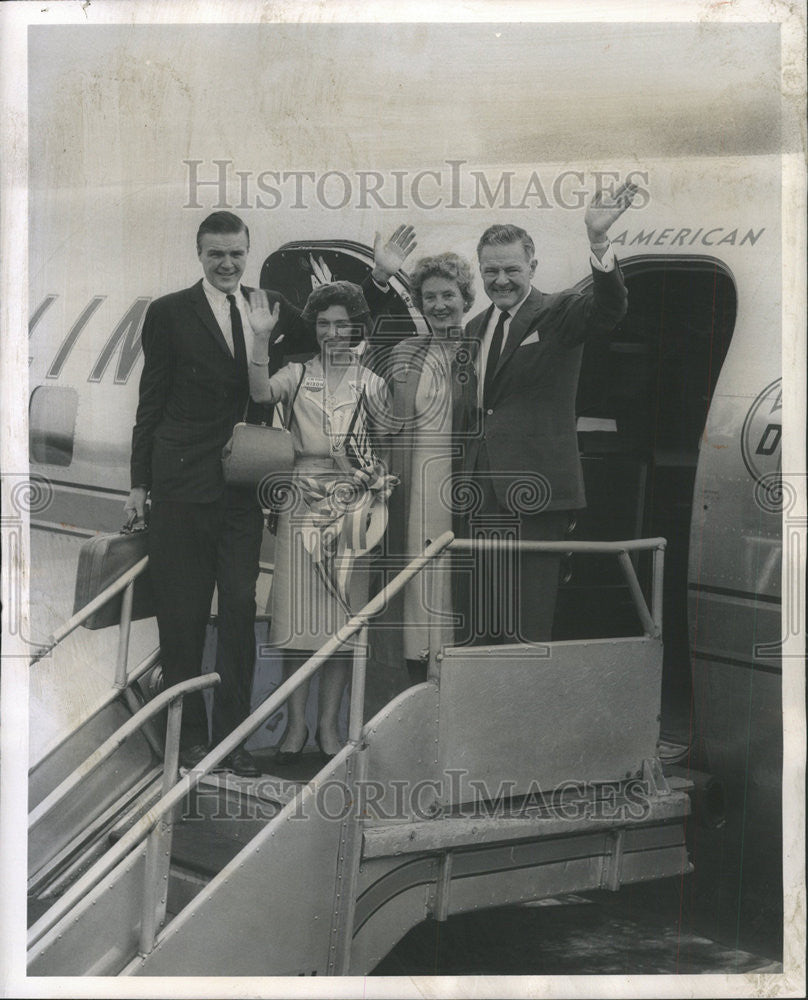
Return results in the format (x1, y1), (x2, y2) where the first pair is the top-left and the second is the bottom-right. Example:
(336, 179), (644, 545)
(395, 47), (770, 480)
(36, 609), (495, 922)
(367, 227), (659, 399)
(372, 225), (417, 284)
(245, 289), (282, 344)
(585, 180), (638, 242)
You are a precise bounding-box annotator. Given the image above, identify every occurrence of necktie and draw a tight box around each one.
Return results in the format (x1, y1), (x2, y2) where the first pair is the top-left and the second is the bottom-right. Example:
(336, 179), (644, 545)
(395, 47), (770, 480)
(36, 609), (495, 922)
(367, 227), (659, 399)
(227, 293), (247, 376)
(483, 310), (509, 405)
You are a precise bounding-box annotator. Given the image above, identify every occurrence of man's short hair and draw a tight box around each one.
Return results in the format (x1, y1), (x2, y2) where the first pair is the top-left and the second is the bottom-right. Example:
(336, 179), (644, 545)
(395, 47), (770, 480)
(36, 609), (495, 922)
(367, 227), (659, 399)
(476, 224), (535, 261)
(196, 211), (250, 252)
(409, 252), (476, 313)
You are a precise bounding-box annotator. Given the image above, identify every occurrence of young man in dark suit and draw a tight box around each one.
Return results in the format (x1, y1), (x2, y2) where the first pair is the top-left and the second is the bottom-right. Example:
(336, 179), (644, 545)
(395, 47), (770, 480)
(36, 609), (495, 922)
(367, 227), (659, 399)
(125, 212), (413, 773)
(459, 182), (637, 645)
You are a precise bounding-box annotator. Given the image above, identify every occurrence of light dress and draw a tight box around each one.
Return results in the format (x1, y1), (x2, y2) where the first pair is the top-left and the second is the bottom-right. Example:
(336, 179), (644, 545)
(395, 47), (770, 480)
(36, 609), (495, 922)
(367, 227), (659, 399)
(250, 350), (390, 650)
(401, 339), (456, 661)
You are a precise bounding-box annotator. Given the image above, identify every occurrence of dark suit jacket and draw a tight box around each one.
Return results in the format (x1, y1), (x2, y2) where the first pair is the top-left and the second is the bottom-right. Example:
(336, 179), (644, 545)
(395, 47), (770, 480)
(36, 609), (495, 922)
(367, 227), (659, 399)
(130, 280), (315, 502)
(463, 263), (628, 512)
(130, 276), (393, 503)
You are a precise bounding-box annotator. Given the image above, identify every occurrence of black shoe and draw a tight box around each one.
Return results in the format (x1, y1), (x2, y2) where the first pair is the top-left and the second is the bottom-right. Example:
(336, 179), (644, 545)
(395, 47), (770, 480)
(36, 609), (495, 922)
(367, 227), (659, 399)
(223, 748), (261, 778)
(315, 728), (338, 764)
(275, 727), (309, 765)
(179, 743), (209, 770)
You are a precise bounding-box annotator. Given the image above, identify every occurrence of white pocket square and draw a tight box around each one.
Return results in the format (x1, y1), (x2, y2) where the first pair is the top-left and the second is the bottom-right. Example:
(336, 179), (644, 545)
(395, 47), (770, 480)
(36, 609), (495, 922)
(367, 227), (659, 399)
(520, 331), (540, 346)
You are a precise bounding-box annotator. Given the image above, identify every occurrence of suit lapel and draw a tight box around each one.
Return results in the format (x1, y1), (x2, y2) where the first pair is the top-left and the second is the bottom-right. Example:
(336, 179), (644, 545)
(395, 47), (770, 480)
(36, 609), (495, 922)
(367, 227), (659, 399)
(494, 287), (543, 378)
(187, 279), (233, 358)
(467, 306), (493, 360)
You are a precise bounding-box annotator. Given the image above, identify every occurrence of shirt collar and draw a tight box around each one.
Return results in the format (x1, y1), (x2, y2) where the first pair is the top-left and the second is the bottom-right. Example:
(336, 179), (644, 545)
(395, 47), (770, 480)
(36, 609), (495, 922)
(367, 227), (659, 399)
(496, 289), (532, 322)
(202, 277), (241, 304)
(319, 341), (367, 367)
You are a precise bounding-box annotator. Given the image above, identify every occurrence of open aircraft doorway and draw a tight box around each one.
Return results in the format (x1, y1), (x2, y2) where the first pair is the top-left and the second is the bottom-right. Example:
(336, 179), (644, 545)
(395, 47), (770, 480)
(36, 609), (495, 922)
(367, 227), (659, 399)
(563, 256), (738, 737)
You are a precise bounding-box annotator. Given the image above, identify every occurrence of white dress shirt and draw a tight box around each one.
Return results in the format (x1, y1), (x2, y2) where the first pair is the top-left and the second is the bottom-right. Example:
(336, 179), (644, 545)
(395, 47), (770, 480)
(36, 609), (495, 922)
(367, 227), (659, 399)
(476, 244), (616, 407)
(202, 278), (254, 361)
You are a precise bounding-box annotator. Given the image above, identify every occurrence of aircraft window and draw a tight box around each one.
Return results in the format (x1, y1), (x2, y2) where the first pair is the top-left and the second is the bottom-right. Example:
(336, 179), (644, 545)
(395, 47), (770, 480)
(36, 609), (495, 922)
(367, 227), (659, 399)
(29, 385), (78, 467)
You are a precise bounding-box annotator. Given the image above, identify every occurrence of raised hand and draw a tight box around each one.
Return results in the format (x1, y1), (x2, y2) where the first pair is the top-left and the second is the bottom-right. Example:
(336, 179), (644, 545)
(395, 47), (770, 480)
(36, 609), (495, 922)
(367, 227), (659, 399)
(585, 180), (638, 242)
(245, 289), (281, 341)
(372, 225), (417, 283)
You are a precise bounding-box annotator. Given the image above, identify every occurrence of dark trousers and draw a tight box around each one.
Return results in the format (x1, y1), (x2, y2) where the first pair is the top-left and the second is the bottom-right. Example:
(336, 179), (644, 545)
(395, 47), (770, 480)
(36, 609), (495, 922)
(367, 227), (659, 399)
(455, 446), (569, 646)
(148, 493), (264, 747)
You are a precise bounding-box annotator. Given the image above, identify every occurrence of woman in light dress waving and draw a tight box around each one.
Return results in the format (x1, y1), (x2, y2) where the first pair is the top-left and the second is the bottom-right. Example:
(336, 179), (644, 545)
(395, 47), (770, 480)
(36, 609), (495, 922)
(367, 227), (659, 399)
(247, 280), (397, 761)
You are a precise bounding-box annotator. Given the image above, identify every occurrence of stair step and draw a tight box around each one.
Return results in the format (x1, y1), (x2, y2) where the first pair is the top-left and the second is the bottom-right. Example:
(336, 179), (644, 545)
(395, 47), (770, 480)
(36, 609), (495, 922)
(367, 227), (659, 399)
(170, 813), (269, 878)
(250, 748), (324, 785)
(29, 766), (164, 898)
(166, 863), (210, 917)
(195, 770), (302, 807)
(166, 770), (300, 878)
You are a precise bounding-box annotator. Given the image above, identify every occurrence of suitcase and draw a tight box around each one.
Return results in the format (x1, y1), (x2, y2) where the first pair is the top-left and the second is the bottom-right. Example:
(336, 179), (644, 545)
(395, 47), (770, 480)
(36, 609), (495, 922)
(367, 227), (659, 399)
(73, 528), (156, 629)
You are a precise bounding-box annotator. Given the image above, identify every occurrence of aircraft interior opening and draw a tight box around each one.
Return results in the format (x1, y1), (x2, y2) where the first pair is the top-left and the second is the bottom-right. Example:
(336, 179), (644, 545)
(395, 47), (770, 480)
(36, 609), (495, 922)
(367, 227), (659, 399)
(567, 259), (737, 738)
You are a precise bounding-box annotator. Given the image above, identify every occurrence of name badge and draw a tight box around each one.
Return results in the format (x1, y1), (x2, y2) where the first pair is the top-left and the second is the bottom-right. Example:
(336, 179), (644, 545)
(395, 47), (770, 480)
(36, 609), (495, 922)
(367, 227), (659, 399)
(304, 376), (324, 390)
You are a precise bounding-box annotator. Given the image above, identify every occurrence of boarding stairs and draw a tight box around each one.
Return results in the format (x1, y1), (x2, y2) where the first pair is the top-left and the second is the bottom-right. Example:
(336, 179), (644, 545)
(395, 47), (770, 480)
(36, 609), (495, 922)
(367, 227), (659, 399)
(27, 532), (692, 976)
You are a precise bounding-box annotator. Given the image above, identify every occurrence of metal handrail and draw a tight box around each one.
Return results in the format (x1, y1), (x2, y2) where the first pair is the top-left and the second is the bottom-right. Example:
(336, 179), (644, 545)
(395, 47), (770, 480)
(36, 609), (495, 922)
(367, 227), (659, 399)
(28, 673), (221, 831)
(30, 554), (149, 665)
(28, 646), (161, 777)
(28, 531), (666, 958)
(448, 537), (665, 553)
(448, 535), (666, 636)
(27, 532), (456, 954)
(29, 549), (160, 760)
(28, 673), (221, 952)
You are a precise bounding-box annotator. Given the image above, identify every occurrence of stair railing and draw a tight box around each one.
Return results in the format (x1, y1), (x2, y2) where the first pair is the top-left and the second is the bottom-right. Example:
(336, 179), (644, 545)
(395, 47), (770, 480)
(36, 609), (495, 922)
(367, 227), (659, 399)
(27, 531), (456, 958)
(29, 551), (164, 765)
(28, 674), (220, 832)
(28, 531), (665, 963)
(31, 554), (148, 689)
(446, 536), (665, 636)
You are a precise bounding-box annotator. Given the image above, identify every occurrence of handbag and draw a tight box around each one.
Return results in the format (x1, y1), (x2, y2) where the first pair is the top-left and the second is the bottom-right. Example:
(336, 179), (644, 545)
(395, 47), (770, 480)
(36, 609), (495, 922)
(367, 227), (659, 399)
(221, 363), (306, 489)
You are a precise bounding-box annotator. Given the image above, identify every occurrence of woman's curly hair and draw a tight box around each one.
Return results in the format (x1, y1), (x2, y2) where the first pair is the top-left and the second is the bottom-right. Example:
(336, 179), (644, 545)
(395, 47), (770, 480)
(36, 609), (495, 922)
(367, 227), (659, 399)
(409, 252), (475, 314)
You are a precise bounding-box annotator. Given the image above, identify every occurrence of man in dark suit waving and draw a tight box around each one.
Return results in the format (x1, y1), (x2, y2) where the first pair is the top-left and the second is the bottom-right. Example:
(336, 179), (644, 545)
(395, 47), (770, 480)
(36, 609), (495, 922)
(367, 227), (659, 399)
(125, 212), (413, 773)
(459, 181), (636, 645)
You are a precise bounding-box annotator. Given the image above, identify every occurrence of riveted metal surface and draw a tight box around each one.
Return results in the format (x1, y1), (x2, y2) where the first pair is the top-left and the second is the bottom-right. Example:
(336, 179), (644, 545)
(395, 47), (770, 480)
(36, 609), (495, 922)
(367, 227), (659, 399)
(349, 855), (437, 974)
(28, 640), (685, 977)
(448, 853), (605, 915)
(350, 807), (688, 972)
(29, 699), (155, 879)
(28, 844), (147, 975)
(132, 754), (353, 976)
(30, 767), (161, 898)
(444, 822), (688, 916)
(330, 747), (369, 974)
(360, 682), (441, 822)
(438, 637), (663, 804)
(361, 790), (690, 858)
(691, 591), (782, 670)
